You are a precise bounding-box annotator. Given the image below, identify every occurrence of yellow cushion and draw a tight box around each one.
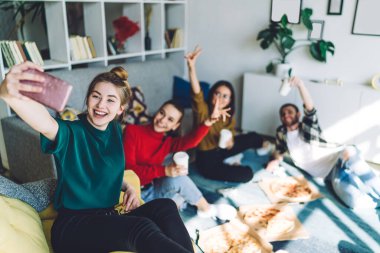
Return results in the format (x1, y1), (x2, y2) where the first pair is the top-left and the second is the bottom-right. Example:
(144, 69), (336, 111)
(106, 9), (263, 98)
(0, 195), (49, 253)
(0, 171), (142, 253)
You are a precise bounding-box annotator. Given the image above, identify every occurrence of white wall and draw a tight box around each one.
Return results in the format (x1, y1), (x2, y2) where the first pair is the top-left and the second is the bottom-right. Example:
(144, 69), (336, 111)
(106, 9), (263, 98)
(188, 0), (380, 125)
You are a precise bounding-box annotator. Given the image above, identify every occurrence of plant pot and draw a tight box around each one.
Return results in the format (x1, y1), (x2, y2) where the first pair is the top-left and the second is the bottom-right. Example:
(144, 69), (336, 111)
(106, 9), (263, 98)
(274, 63), (292, 78)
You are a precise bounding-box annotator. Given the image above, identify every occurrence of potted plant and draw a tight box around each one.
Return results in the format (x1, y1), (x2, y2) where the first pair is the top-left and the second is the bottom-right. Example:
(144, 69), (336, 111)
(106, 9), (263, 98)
(0, 1), (46, 40)
(257, 8), (335, 76)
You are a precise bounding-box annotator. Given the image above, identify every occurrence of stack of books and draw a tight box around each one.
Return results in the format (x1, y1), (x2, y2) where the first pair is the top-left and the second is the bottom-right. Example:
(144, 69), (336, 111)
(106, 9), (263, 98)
(0, 40), (44, 68)
(69, 35), (97, 61)
(164, 28), (183, 49)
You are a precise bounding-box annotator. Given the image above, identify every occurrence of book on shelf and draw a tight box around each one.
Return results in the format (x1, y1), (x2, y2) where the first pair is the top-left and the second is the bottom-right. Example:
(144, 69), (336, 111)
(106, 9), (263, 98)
(76, 36), (87, 60)
(9, 41), (23, 64)
(24, 42), (38, 65)
(107, 37), (117, 56)
(69, 36), (80, 61)
(24, 41), (41, 66)
(0, 41), (14, 67)
(69, 35), (97, 61)
(82, 37), (92, 60)
(165, 29), (176, 48)
(164, 28), (183, 49)
(16, 41), (27, 62)
(0, 40), (44, 68)
(31, 42), (44, 66)
(171, 28), (183, 48)
(86, 36), (97, 58)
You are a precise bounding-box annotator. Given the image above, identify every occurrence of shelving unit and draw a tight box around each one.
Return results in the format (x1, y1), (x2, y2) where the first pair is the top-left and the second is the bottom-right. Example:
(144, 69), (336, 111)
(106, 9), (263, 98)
(0, 0), (187, 79)
(0, 0), (187, 169)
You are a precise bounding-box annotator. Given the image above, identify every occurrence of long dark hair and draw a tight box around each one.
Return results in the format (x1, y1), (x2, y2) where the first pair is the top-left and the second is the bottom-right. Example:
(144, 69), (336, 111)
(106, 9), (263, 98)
(155, 99), (184, 137)
(207, 80), (235, 122)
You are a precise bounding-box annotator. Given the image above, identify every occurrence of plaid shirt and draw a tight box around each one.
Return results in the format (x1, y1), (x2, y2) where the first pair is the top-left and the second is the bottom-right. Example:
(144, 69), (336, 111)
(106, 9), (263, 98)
(275, 106), (339, 155)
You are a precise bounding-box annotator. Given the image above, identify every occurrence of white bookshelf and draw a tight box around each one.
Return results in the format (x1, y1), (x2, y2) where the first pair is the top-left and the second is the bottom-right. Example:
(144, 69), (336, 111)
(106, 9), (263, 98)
(0, 0), (187, 169)
(0, 0), (187, 81)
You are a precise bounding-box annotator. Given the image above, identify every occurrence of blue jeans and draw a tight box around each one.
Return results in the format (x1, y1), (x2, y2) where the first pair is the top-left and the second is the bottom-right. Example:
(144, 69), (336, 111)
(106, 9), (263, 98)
(141, 176), (203, 209)
(327, 147), (380, 209)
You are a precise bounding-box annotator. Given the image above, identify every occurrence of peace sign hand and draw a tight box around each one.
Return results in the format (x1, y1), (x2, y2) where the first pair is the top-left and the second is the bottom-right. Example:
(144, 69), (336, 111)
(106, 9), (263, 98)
(204, 97), (231, 126)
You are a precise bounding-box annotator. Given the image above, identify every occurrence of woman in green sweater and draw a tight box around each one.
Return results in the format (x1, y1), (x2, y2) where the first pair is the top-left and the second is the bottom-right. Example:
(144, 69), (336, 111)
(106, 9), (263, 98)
(186, 46), (271, 183)
(0, 61), (194, 253)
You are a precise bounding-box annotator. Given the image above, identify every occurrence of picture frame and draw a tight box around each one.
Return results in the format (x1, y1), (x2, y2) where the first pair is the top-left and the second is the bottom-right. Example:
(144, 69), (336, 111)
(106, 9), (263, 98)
(352, 0), (380, 36)
(271, 0), (302, 24)
(327, 0), (343, 15)
(308, 20), (325, 40)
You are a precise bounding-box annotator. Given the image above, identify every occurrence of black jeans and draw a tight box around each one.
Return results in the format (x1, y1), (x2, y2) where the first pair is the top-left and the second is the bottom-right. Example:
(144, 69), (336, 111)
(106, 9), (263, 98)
(196, 132), (263, 183)
(51, 198), (193, 253)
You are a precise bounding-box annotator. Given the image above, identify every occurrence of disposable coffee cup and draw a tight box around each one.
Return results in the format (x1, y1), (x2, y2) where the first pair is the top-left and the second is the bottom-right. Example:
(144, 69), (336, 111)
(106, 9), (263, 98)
(279, 78), (292, 96)
(218, 129), (233, 149)
(173, 151), (189, 170)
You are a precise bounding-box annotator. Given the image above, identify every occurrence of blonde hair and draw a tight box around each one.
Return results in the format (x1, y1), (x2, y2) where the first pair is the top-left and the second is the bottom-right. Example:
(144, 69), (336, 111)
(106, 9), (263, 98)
(85, 66), (132, 107)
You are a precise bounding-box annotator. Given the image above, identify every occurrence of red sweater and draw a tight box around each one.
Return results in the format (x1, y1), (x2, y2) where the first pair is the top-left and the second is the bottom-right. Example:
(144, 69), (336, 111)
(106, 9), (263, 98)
(123, 123), (209, 186)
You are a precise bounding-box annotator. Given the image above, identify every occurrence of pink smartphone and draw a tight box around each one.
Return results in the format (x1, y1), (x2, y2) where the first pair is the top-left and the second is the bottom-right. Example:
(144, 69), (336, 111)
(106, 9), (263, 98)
(20, 69), (73, 112)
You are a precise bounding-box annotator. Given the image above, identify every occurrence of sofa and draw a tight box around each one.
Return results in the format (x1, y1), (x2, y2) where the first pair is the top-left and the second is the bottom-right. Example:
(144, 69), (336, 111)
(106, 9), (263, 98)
(1, 58), (182, 183)
(0, 170), (142, 253)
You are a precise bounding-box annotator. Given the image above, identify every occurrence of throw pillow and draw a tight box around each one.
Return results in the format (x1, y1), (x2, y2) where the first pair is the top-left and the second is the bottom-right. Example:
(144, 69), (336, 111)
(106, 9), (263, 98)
(172, 76), (210, 108)
(121, 86), (151, 126)
(0, 175), (56, 212)
(58, 107), (80, 121)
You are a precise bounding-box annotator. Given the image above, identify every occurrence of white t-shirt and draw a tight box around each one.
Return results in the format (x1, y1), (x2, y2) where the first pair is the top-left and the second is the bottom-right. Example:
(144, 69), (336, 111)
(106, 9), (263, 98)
(286, 129), (342, 178)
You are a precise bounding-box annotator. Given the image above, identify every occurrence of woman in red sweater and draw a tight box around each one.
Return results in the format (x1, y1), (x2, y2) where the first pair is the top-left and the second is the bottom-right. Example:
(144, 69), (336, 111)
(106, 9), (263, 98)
(123, 99), (230, 217)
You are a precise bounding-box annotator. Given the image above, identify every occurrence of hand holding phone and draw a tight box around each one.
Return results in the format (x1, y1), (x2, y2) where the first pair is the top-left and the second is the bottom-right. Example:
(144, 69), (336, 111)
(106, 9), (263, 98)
(20, 69), (73, 112)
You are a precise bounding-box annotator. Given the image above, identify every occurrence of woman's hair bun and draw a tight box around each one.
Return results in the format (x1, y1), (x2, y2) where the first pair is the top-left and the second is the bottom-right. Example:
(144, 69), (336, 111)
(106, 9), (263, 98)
(110, 66), (128, 80)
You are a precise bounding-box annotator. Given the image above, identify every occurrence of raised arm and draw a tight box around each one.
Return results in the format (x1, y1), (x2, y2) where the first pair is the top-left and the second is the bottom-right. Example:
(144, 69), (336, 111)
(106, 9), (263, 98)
(0, 62), (58, 141)
(185, 45), (202, 94)
(290, 76), (314, 112)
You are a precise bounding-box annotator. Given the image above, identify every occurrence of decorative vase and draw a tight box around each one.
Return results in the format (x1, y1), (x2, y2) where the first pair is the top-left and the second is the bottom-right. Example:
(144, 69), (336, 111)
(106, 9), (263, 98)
(274, 63), (292, 78)
(145, 32), (151, 51)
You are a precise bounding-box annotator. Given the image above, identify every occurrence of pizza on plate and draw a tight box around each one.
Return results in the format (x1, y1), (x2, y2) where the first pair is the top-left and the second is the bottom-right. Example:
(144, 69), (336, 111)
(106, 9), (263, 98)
(198, 221), (272, 253)
(240, 206), (295, 235)
(270, 177), (313, 202)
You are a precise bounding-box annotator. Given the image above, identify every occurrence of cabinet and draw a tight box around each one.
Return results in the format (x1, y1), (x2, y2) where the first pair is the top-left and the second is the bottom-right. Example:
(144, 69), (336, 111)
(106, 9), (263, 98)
(0, 0), (187, 169)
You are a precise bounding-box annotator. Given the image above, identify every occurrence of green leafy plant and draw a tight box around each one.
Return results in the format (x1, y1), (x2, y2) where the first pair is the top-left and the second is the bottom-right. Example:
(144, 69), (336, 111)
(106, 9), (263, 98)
(257, 8), (335, 73)
(0, 1), (46, 40)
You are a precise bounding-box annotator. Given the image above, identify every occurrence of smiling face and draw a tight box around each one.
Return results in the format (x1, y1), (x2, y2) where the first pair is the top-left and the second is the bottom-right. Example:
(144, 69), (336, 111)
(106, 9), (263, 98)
(280, 105), (300, 129)
(212, 85), (231, 110)
(153, 103), (183, 133)
(86, 81), (125, 130)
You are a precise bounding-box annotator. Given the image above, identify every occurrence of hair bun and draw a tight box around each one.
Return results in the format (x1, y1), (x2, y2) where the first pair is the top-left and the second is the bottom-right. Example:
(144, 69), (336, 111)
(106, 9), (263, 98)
(111, 66), (129, 80)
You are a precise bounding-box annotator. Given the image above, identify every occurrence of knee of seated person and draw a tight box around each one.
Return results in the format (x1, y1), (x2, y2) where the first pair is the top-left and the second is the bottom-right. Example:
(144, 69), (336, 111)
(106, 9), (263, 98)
(240, 166), (254, 183)
(150, 198), (178, 210)
(341, 146), (360, 161)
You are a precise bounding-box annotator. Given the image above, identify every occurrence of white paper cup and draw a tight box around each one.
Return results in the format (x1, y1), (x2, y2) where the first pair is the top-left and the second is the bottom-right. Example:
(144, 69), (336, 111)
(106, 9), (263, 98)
(218, 129), (233, 149)
(279, 78), (292, 96)
(173, 151), (189, 170)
